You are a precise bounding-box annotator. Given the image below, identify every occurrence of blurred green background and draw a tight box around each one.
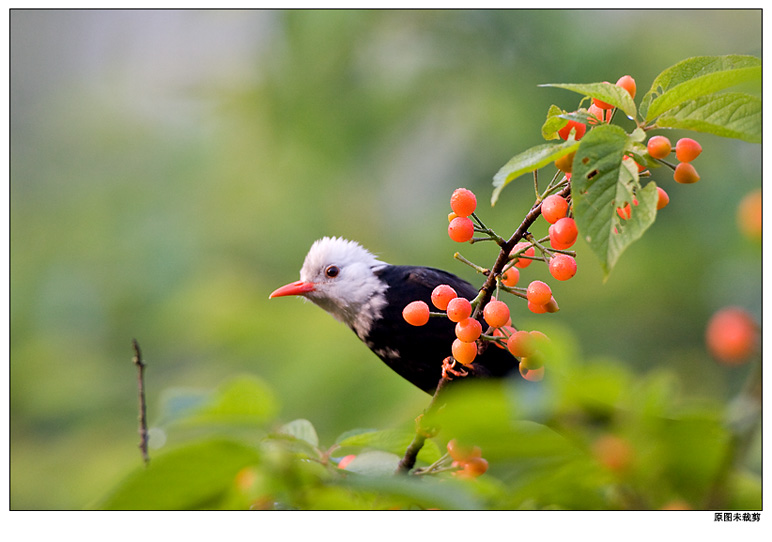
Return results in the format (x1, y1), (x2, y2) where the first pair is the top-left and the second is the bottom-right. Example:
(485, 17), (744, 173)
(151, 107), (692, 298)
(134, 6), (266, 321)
(10, 9), (761, 509)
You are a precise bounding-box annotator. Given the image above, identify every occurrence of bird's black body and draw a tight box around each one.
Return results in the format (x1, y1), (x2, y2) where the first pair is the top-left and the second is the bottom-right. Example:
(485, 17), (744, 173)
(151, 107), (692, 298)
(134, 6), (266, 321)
(269, 237), (519, 394)
(363, 265), (517, 393)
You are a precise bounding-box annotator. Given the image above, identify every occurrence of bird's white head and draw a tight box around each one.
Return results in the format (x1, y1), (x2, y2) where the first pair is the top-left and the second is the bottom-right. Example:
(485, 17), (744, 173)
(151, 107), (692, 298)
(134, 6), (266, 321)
(269, 237), (389, 338)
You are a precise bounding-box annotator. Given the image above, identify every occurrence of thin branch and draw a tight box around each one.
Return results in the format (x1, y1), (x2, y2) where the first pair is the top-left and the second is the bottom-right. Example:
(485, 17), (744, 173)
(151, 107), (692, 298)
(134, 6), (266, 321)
(132, 338), (150, 466)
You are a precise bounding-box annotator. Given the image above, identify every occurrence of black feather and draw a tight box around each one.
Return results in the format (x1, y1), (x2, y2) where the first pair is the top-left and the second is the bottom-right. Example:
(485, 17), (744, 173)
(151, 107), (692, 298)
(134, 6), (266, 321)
(359, 265), (518, 393)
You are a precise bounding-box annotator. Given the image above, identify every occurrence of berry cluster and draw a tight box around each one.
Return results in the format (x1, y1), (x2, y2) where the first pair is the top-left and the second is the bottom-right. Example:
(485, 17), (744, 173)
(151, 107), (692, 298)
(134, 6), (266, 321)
(647, 135), (702, 184)
(447, 439), (488, 479)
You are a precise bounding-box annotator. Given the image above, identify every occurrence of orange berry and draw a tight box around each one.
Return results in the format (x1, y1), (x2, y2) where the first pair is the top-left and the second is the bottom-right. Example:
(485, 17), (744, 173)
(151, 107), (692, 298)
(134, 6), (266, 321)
(528, 301), (548, 314)
(455, 317), (482, 343)
(541, 194), (569, 224)
(706, 307), (758, 365)
(452, 338), (477, 366)
(656, 186), (670, 210)
(593, 435), (634, 472)
(456, 456), (488, 478)
(483, 300), (510, 328)
(431, 284), (457, 311)
(674, 162), (700, 184)
(402, 300), (430, 326)
(557, 119), (586, 141)
(646, 135), (672, 160)
(338, 454), (357, 469)
(526, 280), (552, 306)
(737, 189), (762, 240)
(448, 216), (475, 242)
(446, 297), (472, 323)
(520, 351), (544, 370)
(615, 75), (636, 99)
(511, 242), (536, 269)
(555, 151), (575, 173)
(592, 83), (614, 110)
(492, 325), (516, 348)
(675, 138), (702, 162)
(501, 267), (520, 287)
(519, 364), (545, 382)
(448, 212), (459, 222)
(447, 439), (482, 462)
(507, 330), (535, 357)
(549, 253), (577, 281)
(450, 188), (477, 217)
(549, 217), (578, 249)
(587, 103), (606, 125)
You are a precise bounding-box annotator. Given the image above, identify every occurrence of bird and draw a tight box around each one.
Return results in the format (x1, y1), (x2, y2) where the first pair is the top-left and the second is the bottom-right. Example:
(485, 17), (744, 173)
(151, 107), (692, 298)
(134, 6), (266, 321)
(269, 237), (518, 393)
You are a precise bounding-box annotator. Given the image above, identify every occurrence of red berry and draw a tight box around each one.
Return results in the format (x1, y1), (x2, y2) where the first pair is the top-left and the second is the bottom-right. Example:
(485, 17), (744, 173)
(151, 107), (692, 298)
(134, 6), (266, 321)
(674, 162), (700, 184)
(448, 216), (475, 242)
(706, 307), (758, 365)
(646, 135), (672, 160)
(431, 284), (457, 310)
(656, 186), (670, 210)
(511, 242), (536, 268)
(501, 267), (520, 287)
(615, 75), (636, 99)
(507, 330), (535, 358)
(456, 456), (488, 478)
(402, 300), (430, 326)
(557, 119), (587, 141)
(592, 83), (614, 110)
(450, 188), (477, 217)
(483, 300), (510, 329)
(519, 363), (545, 382)
(446, 297), (472, 323)
(549, 253), (577, 281)
(455, 318), (482, 343)
(549, 217), (578, 249)
(526, 280), (552, 306)
(541, 194), (569, 224)
(452, 338), (477, 366)
(675, 138), (702, 162)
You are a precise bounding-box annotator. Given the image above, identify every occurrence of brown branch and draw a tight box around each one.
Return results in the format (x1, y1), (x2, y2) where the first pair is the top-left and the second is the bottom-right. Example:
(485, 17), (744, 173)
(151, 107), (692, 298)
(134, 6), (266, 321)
(132, 338), (150, 466)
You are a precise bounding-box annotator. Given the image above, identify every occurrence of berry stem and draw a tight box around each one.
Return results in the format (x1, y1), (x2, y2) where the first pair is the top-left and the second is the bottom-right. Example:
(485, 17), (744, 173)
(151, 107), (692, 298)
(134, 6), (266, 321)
(453, 252), (490, 276)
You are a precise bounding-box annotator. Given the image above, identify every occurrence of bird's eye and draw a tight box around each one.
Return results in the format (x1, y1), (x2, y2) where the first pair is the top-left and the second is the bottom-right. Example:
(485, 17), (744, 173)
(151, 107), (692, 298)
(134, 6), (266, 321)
(325, 265), (340, 278)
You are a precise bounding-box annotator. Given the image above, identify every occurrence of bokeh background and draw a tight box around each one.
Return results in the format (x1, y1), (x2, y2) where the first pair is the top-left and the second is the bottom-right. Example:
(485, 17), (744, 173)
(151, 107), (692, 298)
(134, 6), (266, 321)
(10, 9), (761, 509)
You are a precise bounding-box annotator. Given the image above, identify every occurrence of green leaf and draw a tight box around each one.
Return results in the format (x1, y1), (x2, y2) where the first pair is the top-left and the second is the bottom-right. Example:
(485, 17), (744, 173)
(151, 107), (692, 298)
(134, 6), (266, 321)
(278, 418), (319, 448)
(541, 104), (568, 140)
(336, 428), (442, 465)
(340, 450), (401, 476)
(656, 92), (761, 143)
(97, 439), (261, 510)
(491, 140), (579, 205)
(571, 125), (658, 277)
(184, 375), (278, 427)
(540, 82), (637, 119)
(641, 55), (760, 121)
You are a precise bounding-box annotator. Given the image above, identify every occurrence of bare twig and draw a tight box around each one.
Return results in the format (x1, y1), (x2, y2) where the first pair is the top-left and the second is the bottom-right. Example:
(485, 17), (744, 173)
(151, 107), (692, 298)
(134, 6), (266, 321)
(132, 338), (150, 466)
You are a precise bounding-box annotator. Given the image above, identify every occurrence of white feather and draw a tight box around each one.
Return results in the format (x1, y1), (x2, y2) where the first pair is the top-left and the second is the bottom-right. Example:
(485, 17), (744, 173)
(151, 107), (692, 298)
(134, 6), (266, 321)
(299, 237), (389, 339)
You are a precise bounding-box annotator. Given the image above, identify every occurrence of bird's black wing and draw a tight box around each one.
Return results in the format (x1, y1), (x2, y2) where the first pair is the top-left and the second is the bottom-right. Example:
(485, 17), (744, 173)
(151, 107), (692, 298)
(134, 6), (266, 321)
(362, 265), (518, 393)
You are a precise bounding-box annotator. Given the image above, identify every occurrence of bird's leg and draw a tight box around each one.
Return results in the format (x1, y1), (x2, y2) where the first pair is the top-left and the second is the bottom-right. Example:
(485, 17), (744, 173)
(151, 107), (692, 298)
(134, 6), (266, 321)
(441, 356), (469, 380)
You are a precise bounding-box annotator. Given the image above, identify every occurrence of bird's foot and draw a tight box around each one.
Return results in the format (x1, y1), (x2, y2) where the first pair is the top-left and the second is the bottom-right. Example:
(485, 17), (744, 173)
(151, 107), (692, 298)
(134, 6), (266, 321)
(441, 356), (469, 380)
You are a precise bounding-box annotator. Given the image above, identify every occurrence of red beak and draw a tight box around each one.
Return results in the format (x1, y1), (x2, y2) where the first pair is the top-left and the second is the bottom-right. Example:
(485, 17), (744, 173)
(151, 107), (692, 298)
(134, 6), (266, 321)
(269, 280), (315, 299)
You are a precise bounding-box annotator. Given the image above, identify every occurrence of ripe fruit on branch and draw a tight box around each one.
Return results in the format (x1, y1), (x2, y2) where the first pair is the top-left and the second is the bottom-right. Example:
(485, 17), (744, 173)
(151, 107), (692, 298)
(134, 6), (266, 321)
(616, 75), (636, 99)
(519, 364), (544, 382)
(706, 306), (758, 365)
(511, 242), (536, 268)
(448, 216), (475, 242)
(557, 119), (586, 141)
(593, 435), (634, 472)
(526, 280), (552, 306)
(588, 103), (607, 125)
(483, 300), (511, 328)
(450, 188), (477, 217)
(501, 267), (520, 287)
(446, 297), (472, 323)
(656, 187), (670, 210)
(507, 330), (535, 357)
(646, 135), (672, 159)
(452, 338), (477, 366)
(455, 318), (482, 343)
(549, 217), (578, 249)
(541, 194), (569, 224)
(592, 83), (614, 110)
(675, 138), (702, 162)
(337, 454), (357, 470)
(674, 162), (700, 184)
(431, 284), (457, 310)
(549, 253), (577, 281)
(402, 300), (430, 326)
(447, 439), (482, 463)
(455, 456), (489, 478)
(555, 151), (575, 173)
